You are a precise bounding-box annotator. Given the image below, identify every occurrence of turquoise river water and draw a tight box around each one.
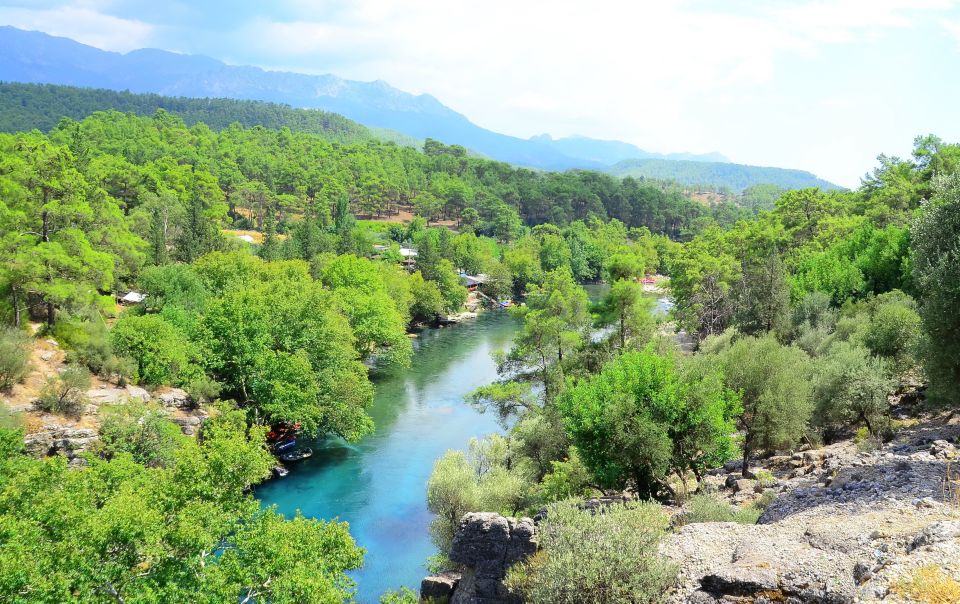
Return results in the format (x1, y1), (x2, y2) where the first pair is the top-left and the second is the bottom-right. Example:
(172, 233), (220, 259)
(256, 310), (520, 602)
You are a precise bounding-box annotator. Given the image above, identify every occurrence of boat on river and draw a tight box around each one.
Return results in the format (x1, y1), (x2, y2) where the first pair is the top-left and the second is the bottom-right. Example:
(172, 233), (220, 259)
(279, 448), (313, 463)
(273, 465), (289, 477)
(273, 439), (296, 453)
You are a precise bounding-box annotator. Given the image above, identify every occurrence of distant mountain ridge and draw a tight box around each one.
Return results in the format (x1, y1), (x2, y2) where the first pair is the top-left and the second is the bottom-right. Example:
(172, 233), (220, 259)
(530, 134), (729, 165)
(0, 26), (840, 190)
(608, 158), (841, 192)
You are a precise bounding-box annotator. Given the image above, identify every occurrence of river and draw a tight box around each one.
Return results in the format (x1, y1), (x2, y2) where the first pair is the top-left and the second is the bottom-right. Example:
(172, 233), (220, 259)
(256, 287), (673, 602)
(256, 310), (520, 602)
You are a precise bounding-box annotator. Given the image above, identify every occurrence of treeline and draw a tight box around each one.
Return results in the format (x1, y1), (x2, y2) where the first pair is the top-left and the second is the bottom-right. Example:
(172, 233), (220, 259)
(0, 82), (374, 144)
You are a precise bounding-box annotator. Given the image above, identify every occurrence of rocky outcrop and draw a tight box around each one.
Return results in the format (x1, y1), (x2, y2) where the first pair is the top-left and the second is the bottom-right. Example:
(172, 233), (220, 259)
(158, 388), (192, 408)
(664, 414), (960, 602)
(424, 512), (537, 604)
(421, 571), (461, 602)
(23, 426), (99, 458)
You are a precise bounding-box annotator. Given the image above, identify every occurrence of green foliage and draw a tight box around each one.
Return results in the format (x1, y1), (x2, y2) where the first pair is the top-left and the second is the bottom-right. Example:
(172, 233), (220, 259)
(380, 587), (421, 604)
(681, 494), (762, 525)
(36, 364), (91, 416)
(558, 348), (738, 499)
(814, 342), (895, 438)
(709, 333), (813, 472)
(536, 448), (595, 503)
(504, 501), (676, 604)
(426, 436), (533, 553)
(601, 279), (656, 350)
(408, 271), (445, 323)
(0, 327), (31, 391)
(0, 407), (364, 603)
(110, 313), (200, 386)
(0, 82), (374, 143)
(97, 402), (188, 467)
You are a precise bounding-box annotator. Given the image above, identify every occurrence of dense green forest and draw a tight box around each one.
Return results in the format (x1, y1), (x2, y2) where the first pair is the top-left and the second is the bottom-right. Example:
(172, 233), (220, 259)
(0, 82), (375, 144)
(1, 92), (959, 602)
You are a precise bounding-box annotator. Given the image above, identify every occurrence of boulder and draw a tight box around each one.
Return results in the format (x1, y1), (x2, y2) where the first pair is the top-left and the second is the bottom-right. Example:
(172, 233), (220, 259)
(446, 513), (537, 604)
(421, 571), (461, 602)
(86, 387), (126, 404)
(930, 439), (957, 459)
(909, 521), (960, 551)
(158, 388), (191, 408)
(125, 385), (151, 402)
(732, 479), (756, 493)
(23, 427), (99, 459)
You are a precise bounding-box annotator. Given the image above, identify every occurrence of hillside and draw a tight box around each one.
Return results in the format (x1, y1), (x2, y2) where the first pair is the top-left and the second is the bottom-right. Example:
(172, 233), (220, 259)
(0, 82), (375, 143)
(608, 157), (841, 192)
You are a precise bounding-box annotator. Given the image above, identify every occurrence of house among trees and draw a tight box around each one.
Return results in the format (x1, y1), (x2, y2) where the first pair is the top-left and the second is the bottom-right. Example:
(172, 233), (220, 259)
(119, 291), (147, 305)
(460, 273), (487, 291)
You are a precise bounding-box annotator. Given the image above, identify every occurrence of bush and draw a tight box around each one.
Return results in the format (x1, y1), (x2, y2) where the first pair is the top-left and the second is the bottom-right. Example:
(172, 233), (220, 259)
(110, 314), (200, 386)
(893, 565), (960, 604)
(681, 494), (762, 525)
(98, 402), (187, 467)
(36, 365), (90, 416)
(426, 436), (534, 553)
(0, 328), (31, 391)
(505, 501), (676, 604)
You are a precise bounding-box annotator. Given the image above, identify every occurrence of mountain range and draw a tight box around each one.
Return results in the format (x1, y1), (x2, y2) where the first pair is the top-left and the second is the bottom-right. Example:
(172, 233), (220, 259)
(0, 26), (839, 190)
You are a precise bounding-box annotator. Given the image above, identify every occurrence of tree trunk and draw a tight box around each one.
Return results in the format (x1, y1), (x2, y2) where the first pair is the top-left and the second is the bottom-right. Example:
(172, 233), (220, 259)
(11, 287), (20, 329)
(741, 446), (751, 478)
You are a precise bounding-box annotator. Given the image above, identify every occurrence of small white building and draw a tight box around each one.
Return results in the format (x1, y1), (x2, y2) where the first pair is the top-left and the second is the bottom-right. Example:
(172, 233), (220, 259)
(119, 291), (146, 305)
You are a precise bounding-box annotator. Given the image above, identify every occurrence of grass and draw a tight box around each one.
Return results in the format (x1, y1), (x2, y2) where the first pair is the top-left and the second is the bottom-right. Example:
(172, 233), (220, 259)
(893, 565), (960, 604)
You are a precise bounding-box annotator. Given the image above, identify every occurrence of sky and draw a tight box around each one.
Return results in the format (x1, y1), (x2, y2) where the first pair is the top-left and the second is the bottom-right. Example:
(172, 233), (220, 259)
(1, 0), (959, 187)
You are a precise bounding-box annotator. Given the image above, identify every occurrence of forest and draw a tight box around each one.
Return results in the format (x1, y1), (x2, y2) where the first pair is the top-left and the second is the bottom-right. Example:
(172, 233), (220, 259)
(1, 95), (959, 602)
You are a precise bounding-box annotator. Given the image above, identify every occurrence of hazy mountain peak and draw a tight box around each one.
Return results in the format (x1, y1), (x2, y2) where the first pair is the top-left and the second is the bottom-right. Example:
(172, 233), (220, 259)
(0, 26), (836, 189)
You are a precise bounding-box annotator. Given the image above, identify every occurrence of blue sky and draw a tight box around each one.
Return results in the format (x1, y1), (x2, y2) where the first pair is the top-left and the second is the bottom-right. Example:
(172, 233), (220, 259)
(1, 0), (958, 187)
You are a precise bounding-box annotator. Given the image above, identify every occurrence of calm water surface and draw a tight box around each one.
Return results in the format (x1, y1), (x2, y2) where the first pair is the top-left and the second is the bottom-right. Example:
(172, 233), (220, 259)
(257, 310), (519, 602)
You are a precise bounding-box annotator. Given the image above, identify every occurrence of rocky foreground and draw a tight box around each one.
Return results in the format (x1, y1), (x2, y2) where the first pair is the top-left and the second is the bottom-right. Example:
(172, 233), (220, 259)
(423, 412), (960, 603)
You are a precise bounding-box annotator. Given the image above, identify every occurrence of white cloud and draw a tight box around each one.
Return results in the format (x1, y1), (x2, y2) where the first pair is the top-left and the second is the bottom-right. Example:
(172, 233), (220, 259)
(942, 17), (960, 46)
(0, 2), (153, 51)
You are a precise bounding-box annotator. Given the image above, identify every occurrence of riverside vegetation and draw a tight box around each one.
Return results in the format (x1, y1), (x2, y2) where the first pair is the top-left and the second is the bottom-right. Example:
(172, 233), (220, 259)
(0, 94), (958, 602)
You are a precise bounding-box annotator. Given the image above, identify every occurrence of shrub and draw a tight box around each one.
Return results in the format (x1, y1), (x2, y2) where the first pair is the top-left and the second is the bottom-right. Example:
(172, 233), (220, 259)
(110, 314), (199, 386)
(681, 494), (761, 525)
(893, 565), (960, 604)
(505, 501), (676, 604)
(98, 403), (187, 467)
(0, 328), (31, 391)
(379, 587), (421, 604)
(712, 334), (813, 475)
(36, 365), (90, 416)
(426, 436), (534, 554)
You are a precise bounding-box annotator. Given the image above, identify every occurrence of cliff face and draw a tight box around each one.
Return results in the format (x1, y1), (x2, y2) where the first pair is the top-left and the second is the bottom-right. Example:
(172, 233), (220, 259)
(423, 413), (959, 603)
